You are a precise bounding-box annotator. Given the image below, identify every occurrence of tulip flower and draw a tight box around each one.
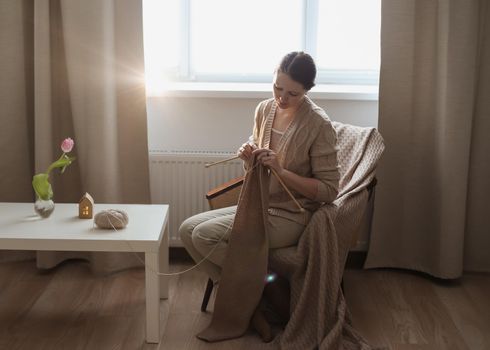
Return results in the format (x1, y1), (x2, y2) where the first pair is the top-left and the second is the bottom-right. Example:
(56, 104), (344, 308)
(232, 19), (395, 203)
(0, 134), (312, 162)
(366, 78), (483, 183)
(61, 137), (74, 153)
(32, 138), (76, 200)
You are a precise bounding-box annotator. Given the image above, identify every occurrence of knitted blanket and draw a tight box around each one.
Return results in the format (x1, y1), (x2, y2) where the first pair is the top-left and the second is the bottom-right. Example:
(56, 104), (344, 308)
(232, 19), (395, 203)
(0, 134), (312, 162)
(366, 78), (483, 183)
(197, 156), (271, 341)
(268, 123), (385, 349)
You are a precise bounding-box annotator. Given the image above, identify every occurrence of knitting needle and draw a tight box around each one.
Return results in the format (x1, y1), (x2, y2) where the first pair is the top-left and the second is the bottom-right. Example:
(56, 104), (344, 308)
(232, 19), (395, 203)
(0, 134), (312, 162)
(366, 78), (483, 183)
(270, 168), (305, 212)
(205, 153), (305, 212)
(205, 155), (240, 168)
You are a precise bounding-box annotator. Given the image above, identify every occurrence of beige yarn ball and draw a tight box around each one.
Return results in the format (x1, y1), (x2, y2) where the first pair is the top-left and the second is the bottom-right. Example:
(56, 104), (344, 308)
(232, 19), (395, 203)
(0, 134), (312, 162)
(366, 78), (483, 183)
(94, 209), (129, 229)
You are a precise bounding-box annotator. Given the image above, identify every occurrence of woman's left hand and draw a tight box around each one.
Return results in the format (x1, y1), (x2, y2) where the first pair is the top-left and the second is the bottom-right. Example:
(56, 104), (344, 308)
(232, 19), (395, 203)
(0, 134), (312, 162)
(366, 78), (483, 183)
(253, 148), (282, 173)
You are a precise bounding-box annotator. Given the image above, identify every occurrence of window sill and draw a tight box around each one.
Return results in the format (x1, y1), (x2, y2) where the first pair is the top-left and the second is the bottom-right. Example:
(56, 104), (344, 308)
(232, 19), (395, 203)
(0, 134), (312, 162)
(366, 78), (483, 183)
(147, 82), (378, 101)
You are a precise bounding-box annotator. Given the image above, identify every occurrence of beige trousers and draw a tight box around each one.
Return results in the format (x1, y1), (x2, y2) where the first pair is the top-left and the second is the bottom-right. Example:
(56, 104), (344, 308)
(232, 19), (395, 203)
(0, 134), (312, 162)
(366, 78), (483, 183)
(179, 205), (305, 282)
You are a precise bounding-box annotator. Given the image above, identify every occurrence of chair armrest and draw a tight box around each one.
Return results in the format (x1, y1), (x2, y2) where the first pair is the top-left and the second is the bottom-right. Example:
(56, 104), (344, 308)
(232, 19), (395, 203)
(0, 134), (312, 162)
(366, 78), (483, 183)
(206, 176), (245, 210)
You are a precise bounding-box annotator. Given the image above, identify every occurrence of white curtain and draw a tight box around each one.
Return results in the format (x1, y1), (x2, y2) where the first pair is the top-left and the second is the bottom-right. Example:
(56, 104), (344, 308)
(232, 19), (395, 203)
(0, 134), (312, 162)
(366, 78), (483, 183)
(0, 0), (151, 271)
(365, 0), (490, 278)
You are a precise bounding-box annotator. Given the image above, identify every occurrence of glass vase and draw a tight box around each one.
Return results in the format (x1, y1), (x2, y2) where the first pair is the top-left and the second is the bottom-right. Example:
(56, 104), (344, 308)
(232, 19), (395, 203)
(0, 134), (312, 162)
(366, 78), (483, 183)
(34, 198), (55, 218)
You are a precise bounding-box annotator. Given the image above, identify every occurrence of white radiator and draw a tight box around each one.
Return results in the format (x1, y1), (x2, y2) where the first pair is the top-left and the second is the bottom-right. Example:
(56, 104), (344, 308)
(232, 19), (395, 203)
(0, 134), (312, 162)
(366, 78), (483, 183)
(149, 151), (244, 246)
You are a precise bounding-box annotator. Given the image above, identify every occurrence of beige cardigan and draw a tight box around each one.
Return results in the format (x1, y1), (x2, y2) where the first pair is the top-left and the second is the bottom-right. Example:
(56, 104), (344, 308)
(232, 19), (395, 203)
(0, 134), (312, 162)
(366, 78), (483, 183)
(251, 96), (340, 225)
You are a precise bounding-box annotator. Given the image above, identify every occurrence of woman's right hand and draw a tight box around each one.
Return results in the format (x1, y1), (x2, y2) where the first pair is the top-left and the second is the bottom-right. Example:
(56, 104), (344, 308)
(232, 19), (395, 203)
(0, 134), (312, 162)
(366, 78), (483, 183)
(237, 142), (257, 162)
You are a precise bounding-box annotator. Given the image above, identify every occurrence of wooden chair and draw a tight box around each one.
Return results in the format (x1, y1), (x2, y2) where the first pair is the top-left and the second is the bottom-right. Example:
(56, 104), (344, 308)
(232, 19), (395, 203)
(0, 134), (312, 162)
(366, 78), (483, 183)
(200, 174), (378, 312)
(199, 122), (385, 313)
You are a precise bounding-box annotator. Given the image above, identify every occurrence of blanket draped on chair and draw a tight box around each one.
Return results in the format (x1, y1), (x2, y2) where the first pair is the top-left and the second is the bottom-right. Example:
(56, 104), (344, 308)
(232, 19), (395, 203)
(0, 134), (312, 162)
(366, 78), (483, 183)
(197, 156), (271, 341)
(268, 123), (385, 349)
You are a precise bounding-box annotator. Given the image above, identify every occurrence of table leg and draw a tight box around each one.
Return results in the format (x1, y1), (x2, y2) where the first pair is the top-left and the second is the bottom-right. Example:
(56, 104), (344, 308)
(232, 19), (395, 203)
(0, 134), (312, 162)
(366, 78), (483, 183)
(159, 224), (169, 299)
(145, 252), (160, 343)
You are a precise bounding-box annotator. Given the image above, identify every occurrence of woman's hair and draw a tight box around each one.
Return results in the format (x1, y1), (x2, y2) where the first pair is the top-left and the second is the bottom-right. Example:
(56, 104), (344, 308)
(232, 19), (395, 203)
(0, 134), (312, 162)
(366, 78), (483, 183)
(278, 51), (317, 91)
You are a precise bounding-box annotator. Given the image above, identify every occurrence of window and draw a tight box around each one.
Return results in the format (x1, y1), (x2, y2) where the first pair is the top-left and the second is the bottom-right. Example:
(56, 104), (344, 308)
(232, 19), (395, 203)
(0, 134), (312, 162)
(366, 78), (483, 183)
(143, 0), (381, 94)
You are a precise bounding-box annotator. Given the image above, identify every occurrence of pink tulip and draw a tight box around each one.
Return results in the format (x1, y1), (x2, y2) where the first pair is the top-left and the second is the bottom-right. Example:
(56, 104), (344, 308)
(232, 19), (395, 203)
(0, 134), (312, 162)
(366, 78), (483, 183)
(61, 138), (74, 153)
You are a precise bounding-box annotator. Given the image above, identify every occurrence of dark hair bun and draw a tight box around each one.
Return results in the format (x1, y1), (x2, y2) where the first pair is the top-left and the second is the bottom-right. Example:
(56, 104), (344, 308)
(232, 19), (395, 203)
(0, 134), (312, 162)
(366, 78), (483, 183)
(278, 52), (317, 91)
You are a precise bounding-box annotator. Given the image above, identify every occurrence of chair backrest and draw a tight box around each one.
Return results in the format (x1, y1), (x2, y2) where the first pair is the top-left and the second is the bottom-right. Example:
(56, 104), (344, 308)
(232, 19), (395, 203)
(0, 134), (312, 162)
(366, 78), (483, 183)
(332, 122), (385, 201)
(330, 122), (384, 249)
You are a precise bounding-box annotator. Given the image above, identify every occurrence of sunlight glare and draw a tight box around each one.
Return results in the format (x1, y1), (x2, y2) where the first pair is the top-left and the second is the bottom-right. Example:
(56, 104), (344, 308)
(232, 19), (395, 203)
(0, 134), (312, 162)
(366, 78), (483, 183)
(316, 0), (381, 71)
(190, 0), (302, 76)
(143, 0), (180, 95)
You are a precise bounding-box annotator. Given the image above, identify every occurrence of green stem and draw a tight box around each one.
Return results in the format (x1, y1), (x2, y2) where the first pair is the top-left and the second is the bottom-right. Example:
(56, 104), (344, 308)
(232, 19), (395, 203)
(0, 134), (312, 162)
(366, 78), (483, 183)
(46, 153), (66, 175)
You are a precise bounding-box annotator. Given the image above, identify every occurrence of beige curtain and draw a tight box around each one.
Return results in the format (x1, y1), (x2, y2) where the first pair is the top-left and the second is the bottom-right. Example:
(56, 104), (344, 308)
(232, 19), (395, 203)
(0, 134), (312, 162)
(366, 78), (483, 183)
(365, 0), (490, 278)
(0, 0), (36, 262)
(0, 0), (151, 271)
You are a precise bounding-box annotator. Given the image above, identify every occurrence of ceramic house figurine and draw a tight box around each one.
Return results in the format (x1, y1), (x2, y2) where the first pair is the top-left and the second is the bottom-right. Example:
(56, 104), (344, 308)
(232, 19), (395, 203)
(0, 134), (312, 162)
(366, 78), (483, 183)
(79, 192), (94, 219)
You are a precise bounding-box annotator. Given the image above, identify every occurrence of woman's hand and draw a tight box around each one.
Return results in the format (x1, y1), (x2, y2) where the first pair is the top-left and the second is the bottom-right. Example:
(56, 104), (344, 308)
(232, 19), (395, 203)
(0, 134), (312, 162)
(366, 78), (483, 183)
(253, 148), (283, 173)
(254, 148), (321, 200)
(237, 142), (257, 162)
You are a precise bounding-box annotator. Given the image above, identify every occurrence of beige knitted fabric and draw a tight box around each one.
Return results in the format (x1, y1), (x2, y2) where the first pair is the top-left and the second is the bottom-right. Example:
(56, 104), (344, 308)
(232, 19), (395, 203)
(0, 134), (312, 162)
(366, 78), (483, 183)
(267, 122), (385, 349)
(197, 156), (271, 341)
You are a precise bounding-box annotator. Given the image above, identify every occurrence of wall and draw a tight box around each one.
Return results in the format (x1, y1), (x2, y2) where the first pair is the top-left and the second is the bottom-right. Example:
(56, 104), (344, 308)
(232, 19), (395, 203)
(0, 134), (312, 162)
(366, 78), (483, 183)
(147, 96), (378, 153)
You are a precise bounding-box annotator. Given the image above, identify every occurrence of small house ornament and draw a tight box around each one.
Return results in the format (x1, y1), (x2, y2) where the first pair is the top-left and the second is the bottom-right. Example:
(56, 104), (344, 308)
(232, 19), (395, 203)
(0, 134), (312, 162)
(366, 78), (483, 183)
(79, 192), (94, 219)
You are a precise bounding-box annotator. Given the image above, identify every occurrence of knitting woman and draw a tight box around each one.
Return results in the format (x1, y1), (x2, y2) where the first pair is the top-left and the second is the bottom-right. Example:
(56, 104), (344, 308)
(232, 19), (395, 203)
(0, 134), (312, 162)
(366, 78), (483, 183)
(179, 51), (340, 342)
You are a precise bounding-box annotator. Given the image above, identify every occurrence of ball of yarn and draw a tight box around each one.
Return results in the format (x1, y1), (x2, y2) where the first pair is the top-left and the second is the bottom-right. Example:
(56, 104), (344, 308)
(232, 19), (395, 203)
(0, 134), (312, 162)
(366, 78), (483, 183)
(94, 209), (129, 229)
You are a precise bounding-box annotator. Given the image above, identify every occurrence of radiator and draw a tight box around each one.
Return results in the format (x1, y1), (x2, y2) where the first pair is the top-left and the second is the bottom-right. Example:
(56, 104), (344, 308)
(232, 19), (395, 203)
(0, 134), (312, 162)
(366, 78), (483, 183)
(149, 151), (244, 246)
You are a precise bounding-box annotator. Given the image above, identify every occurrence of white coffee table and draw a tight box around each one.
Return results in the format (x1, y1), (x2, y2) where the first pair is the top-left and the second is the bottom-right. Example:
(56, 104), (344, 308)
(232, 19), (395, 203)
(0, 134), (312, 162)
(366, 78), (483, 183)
(0, 202), (169, 343)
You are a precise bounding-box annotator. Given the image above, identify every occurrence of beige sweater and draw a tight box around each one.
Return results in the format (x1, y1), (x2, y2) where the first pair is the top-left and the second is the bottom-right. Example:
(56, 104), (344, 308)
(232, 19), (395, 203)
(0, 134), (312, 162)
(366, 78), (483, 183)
(250, 96), (340, 225)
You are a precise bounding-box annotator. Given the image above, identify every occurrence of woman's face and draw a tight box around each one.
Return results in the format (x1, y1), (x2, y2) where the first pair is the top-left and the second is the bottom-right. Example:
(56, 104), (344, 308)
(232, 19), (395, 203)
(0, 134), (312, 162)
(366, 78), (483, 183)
(272, 71), (306, 111)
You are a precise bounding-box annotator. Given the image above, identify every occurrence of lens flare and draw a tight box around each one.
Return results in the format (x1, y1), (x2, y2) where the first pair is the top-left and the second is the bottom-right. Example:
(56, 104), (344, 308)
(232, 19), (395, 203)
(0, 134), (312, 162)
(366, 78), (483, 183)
(265, 273), (277, 283)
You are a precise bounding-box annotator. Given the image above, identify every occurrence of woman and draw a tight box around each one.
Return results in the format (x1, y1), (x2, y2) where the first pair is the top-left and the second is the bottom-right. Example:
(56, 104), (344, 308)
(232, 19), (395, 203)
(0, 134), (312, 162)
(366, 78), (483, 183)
(179, 51), (340, 340)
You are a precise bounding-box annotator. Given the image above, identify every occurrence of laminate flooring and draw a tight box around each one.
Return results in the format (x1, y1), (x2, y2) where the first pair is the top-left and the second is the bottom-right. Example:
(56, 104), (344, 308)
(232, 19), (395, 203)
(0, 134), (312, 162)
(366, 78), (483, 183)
(0, 258), (488, 350)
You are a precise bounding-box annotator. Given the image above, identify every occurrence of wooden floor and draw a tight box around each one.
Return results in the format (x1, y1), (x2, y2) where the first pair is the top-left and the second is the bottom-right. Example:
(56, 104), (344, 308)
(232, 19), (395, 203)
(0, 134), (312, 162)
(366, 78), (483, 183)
(0, 258), (489, 350)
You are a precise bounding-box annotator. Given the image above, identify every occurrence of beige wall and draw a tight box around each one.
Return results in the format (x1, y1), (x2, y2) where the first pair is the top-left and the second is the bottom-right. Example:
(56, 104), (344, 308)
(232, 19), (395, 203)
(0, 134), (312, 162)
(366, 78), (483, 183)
(147, 96), (378, 152)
